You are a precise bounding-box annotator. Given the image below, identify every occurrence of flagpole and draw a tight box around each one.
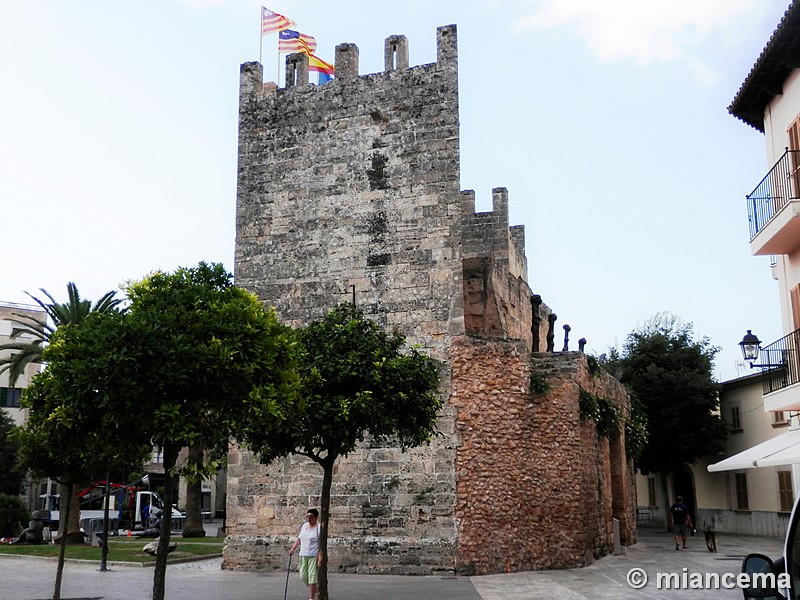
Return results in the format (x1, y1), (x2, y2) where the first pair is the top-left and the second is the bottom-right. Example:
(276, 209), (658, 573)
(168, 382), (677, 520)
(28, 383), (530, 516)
(259, 7), (263, 66)
(277, 37), (281, 86)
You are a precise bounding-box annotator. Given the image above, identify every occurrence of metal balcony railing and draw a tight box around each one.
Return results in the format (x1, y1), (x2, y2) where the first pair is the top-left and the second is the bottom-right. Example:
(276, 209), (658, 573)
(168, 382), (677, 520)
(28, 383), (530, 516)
(747, 149), (800, 240)
(760, 328), (800, 395)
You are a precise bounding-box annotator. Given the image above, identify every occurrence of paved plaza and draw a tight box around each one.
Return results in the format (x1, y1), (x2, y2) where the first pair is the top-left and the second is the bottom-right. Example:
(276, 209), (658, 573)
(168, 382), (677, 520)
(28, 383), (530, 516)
(0, 526), (785, 600)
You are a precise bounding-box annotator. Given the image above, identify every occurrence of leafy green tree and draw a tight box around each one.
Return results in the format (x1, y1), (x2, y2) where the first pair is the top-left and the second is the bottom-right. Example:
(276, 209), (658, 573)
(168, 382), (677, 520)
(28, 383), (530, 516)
(0, 411), (24, 496)
(13, 264), (299, 600)
(0, 493), (29, 537)
(15, 314), (152, 600)
(0, 283), (122, 386)
(0, 283), (124, 548)
(240, 303), (442, 600)
(604, 312), (727, 476)
(118, 262), (301, 600)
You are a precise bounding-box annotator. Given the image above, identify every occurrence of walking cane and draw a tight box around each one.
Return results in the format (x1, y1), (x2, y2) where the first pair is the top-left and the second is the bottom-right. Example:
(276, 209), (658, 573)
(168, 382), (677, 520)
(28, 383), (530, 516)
(283, 553), (292, 600)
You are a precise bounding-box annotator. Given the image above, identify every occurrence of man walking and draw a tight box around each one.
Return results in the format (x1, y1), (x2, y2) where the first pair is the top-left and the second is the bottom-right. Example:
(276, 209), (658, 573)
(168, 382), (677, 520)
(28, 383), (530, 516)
(669, 496), (693, 550)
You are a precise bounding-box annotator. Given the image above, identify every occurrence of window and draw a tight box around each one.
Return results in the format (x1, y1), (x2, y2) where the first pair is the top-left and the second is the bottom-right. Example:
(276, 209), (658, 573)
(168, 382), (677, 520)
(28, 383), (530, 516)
(647, 478), (657, 507)
(0, 387), (21, 407)
(731, 406), (742, 431)
(779, 471), (794, 512)
(788, 116), (800, 197)
(774, 411), (789, 427)
(735, 473), (749, 510)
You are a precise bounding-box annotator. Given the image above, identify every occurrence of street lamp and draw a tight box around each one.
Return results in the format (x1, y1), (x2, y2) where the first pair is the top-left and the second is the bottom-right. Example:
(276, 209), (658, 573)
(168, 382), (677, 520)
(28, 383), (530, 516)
(739, 330), (762, 365)
(739, 330), (785, 369)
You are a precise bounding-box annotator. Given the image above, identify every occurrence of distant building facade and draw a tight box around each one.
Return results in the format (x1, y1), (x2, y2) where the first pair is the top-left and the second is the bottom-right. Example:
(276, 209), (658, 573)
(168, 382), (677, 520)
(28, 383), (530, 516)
(0, 301), (45, 509)
(707, 0), (800, 515)
(638, 372), (792, 537)
(729, 0), (800, 420)
(0, 301), (43, 425)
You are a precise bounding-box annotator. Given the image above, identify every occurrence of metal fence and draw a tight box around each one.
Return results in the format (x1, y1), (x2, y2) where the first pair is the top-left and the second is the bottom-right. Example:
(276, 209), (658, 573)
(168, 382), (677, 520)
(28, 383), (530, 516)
(761, 328), (800, 395)
(747, 149), (800, 240)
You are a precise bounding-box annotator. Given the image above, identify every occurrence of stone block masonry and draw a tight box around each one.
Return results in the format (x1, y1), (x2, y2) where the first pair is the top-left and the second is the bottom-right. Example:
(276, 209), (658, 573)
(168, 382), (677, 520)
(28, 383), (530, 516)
(235, 25), (463, 357)
(227, 23), (636, 576)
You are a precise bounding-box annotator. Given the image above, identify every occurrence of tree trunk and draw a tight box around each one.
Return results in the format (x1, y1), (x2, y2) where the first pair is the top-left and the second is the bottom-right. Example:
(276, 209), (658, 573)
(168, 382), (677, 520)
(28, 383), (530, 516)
(318, 455), (335, 600)
(52, 482), (74, 600)
(661, 472), (671, 533)
(182, 441), (206, 538)
(152, 442), (177, 600)
(56, 482), (85, 544)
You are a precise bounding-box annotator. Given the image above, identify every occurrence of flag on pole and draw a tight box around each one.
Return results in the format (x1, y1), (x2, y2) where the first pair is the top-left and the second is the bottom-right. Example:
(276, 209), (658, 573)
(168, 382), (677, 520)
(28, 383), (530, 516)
(308, 53), (335, 76)
(261, 6), (295, 36)
(278, 30), (318, 54)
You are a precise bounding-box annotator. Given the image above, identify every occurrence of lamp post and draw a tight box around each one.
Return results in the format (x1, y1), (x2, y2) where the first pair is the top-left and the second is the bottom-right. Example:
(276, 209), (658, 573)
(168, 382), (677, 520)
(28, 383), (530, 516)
(739, 330), (762, 365)
(739, 330), (785, 369)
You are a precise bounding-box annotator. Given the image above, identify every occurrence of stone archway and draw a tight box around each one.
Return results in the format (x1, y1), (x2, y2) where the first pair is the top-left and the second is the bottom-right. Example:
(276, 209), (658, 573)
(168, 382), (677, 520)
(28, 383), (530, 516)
(673, 467), (697, 527)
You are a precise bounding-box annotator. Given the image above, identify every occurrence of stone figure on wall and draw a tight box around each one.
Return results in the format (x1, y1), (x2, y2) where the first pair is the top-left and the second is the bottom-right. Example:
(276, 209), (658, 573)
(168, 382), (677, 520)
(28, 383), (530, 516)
(12, 510), (45, 544)
(562, 324), (571, 352)
(546, 313), (557, 352)
(531, 295), (542, 350)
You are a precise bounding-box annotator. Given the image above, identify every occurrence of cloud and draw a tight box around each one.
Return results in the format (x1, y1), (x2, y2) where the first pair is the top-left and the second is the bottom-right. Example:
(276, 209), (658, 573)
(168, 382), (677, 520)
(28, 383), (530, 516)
(512, 0), (765, 68)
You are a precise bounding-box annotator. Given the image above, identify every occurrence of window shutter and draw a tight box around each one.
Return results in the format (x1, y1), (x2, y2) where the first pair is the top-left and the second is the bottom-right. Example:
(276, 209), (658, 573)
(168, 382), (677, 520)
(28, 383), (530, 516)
(791, 284), (800, 330)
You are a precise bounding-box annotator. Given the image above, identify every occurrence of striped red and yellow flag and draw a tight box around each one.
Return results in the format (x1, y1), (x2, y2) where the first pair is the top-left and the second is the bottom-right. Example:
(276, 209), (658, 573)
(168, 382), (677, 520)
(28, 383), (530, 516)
(308, 53), (335, 76)
(278, 30), (318, 54)
(261, 6), (295, 36)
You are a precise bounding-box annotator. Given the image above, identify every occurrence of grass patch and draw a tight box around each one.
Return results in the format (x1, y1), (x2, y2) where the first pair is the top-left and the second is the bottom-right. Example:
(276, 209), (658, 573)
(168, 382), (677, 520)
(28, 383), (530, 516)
(0, 536), (224, 564)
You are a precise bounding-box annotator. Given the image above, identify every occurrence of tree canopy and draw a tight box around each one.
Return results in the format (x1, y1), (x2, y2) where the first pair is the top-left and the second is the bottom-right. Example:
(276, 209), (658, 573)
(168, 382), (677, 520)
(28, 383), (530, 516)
(120, 262), (301, 600)
(15, 263), (301, 600)
(604, 313), (727, 475)
(15, 309), (153, 600)
(240, 303), (441, 600)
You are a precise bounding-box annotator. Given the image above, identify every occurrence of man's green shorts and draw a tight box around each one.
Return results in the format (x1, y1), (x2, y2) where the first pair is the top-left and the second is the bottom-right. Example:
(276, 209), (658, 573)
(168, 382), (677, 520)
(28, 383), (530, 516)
(299, 555), (318, 585)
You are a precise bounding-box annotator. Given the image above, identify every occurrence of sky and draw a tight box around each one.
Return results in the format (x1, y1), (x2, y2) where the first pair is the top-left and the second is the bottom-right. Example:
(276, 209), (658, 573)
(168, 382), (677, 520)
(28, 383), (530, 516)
(0, 0), (791, 382)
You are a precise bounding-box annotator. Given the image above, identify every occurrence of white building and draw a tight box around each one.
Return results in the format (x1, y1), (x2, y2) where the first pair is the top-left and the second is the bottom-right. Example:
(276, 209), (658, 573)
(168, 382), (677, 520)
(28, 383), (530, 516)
(1, 301), (46, 510)
(0, 301), (44, 426)
(707, 0), (800, 518)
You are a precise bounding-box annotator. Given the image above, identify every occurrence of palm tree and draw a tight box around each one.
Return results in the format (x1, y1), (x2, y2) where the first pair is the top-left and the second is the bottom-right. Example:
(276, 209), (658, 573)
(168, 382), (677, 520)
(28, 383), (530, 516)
(0, 283), (123, 386)
(0, 282), (123, 545)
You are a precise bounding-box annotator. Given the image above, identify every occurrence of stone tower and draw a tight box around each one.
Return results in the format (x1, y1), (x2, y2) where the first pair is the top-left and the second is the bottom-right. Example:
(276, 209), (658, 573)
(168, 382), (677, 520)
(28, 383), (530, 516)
(226, 24), (635, 576)
(235, 26), (462, 355)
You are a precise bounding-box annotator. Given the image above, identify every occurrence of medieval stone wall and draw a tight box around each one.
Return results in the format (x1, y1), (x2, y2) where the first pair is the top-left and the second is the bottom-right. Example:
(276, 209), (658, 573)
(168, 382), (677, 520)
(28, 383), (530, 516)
(234, 26), (463, 355)
(226, 23), (635, 576)
(461, 188), (533, 346)
(227, 26), (465, 574)
(451, 346), (635, 575)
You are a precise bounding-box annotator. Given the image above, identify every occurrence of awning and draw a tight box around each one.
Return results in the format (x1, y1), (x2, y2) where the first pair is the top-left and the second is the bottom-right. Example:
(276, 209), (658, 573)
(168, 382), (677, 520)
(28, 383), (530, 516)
(707, 427), (800, 471)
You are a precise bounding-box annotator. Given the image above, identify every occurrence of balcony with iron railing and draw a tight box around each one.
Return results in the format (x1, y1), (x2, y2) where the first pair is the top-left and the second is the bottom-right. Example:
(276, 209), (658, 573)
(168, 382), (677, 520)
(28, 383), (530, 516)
(760, 328), (800, 403)
(747, 149), (800, 255)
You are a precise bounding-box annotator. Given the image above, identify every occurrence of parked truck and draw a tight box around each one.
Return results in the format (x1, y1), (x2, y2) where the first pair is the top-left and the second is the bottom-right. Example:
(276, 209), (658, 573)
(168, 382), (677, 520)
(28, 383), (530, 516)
(40, 480), (184, 534)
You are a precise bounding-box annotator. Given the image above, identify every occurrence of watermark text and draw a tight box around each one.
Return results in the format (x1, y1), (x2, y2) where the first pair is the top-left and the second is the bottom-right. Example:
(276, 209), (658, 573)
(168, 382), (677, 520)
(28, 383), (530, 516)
(626, 567), (790, 590)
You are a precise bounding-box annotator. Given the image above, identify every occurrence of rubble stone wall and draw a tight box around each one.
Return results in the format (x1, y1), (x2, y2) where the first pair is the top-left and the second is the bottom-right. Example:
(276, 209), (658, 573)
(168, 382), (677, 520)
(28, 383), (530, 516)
(451, 345), (635, 575)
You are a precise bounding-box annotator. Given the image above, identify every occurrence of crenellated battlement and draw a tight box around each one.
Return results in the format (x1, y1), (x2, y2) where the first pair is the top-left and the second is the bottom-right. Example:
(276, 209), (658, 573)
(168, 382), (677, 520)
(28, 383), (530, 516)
(461, 187), (528, 281)
(239, 24), (457, 95)
(460, 188), (532, 345)
(235, 25), (463, 353)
